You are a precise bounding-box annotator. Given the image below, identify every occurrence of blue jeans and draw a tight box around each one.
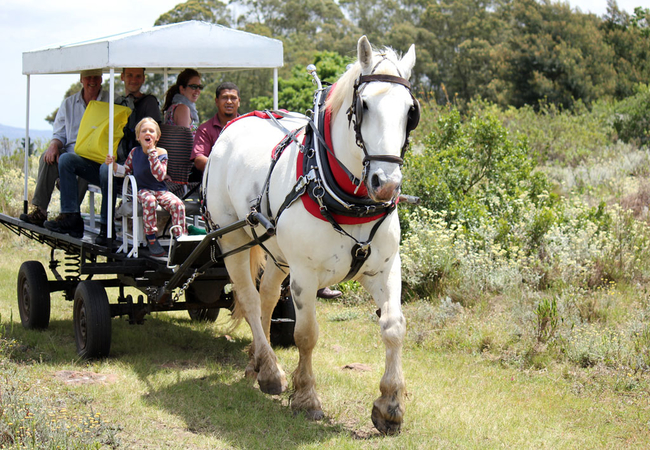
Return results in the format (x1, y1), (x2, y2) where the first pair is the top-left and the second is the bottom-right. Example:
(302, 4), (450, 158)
(58, 153), (103, 219)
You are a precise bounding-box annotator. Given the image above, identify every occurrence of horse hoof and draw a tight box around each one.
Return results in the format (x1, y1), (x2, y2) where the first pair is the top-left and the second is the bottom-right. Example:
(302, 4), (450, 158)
(371, 404), (402, 435)
(258, 378), (288, 395)
(293, 409), (324, 421)
(244, 365), (258, 380)
(306, 409), (324, 421)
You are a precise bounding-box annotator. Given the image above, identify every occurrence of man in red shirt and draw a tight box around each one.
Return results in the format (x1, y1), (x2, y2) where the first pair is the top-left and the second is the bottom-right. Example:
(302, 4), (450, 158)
(191, 82), (240, 177)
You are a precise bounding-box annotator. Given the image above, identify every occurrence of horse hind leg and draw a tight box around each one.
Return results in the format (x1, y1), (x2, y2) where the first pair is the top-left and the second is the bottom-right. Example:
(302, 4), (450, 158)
(227, 244), (287, 395)
(257, 258), (287, 343)
(289, 275), (324, 421)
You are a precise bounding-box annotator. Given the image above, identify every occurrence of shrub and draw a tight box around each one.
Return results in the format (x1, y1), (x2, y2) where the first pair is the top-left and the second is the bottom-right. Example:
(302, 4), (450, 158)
(613, 83), (650, 146)
(403, 104), (553, 233)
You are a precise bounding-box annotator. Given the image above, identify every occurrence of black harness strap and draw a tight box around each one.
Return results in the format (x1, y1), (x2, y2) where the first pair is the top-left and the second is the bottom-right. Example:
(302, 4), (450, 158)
(318, 203), (395, 281)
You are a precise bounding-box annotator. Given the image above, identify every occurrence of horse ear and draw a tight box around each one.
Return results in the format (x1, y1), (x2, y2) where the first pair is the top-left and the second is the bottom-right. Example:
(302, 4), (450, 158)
(400, 44), (416, 80)
(357, 36), (373, 73)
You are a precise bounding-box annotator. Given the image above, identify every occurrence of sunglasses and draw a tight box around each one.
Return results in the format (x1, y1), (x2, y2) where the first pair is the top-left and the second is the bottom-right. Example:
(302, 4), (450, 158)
(186, 84), (204, 90)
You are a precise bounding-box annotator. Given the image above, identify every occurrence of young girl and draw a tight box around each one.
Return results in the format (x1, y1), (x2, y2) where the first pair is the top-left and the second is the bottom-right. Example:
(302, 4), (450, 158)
(106, 117), (186, 257)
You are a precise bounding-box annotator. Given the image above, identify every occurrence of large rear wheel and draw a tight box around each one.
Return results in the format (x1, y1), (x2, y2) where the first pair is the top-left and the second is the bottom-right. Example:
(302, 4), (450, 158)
(73, 281), (112, 359)
(17, 261), (51, 329)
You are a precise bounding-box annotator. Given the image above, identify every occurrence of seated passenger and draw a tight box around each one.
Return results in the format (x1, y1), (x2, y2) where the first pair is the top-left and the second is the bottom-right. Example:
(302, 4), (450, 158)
(22, 69), (108, 230)
(162, 69), (202, 136)
(43, 68), (161, 244)
(106, 118), (187, 257)
(190, 82), (240, 179)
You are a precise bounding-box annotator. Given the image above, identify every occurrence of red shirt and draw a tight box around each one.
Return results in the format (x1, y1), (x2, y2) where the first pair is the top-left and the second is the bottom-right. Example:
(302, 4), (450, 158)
(191, 113), (230, 161)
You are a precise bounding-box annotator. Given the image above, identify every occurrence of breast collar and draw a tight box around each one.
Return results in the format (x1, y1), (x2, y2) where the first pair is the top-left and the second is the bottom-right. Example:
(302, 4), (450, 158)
(295, 83), (396, 224)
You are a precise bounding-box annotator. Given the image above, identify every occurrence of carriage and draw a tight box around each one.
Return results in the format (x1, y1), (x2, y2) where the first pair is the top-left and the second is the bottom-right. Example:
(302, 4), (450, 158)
(2, 21), (293, 359)
(4, 21), (420, 434)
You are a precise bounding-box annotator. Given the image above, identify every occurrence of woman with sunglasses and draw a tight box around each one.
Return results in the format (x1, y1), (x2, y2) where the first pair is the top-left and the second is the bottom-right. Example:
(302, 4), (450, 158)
(162, 68), (203, 136)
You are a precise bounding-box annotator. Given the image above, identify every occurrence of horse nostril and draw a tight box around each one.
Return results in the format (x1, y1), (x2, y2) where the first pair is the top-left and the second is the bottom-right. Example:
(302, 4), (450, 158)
(371, 173), (381, 190)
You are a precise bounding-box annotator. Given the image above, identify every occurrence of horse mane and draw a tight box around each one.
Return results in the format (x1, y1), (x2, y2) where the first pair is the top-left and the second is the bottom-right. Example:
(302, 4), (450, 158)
(325, 46), (403, 120)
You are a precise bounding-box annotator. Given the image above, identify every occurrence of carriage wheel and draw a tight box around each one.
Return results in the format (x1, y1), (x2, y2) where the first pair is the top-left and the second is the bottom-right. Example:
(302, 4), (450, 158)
(185, 287), (221, 322)
(270, 283), (296, 348)
(17, 261), (51, 329)
(188, 307), (220, 322)
(73, 281), (112, 360)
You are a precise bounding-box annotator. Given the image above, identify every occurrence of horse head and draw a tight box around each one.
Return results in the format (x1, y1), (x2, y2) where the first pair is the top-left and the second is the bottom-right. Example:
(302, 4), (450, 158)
(327, 36), (418, 204)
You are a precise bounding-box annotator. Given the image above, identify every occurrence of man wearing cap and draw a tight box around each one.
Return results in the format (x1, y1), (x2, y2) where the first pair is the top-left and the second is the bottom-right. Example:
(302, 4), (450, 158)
(20, 69), (108, 228)
(44, 68), (161, 243)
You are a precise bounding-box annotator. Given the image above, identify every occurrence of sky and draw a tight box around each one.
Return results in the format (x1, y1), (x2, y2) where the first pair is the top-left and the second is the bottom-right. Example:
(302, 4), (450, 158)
(0, 0), (185, 132)
(0, 0), (644, 133)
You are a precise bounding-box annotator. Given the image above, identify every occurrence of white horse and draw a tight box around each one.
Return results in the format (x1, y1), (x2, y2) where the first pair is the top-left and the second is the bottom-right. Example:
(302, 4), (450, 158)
(202, 36), (417, 434)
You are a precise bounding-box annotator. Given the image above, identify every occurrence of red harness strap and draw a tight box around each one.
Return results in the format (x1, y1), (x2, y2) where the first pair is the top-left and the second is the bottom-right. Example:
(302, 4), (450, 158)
(223, 110), (288, 132)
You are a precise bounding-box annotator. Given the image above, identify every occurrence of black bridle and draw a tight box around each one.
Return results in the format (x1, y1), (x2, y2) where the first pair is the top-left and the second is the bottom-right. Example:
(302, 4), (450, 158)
(346, 72), (421, 190)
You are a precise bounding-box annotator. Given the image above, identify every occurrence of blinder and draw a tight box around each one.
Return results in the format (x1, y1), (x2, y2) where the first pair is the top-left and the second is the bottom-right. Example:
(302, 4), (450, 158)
(407, 98), (420, 135)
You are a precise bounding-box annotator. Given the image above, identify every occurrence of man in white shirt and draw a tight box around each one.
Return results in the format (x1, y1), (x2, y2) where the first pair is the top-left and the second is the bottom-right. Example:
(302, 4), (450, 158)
(20, 69), (109, 227)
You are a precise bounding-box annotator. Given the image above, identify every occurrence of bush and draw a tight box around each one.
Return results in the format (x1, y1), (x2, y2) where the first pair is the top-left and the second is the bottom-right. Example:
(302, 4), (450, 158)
(613, 83), (650, 146)
(404, 105), (552, 227)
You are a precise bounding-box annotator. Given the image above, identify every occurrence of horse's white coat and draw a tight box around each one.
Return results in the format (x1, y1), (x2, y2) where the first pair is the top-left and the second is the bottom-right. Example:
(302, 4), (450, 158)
(203, 36), (415, 434)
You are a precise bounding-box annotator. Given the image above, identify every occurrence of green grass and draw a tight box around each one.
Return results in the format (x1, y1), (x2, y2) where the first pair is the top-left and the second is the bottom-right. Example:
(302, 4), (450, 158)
(1, 237), (649, 448)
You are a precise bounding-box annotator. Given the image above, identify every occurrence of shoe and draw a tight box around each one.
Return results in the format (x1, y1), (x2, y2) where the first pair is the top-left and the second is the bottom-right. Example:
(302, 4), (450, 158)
(95, 223), (117, 246)
(43, 213), (84, 238)
(317, 287), (342, 299)
(147, 238), (166, 257)
(20, 207), (47, 227)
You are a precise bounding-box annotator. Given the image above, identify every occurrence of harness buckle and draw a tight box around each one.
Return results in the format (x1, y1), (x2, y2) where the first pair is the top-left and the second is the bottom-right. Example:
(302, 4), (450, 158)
(353, 242), (371, 258)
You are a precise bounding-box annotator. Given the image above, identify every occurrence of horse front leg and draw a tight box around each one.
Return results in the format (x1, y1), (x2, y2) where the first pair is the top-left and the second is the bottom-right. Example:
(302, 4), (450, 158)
(288, 273), (323, 420)
(361, 254), (406, 435)
(225, 245), (287, 395)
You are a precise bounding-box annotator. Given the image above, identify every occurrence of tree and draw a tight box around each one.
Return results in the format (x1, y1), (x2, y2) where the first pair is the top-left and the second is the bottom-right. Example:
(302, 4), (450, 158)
(155, 0), (231, 26)
(249, 51), (353, 113)
(498, 0), (616, 109)
(601, 2), (650, 98)
(416, 0), (510, 103)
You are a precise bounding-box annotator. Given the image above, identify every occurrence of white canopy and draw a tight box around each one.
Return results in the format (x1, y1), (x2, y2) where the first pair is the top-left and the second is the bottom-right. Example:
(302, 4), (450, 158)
(23, 21), (284, 75)
(21, 21), (283, 238)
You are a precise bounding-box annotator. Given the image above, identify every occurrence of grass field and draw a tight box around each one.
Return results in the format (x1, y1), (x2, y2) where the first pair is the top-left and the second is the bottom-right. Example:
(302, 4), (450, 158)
(1, 233), (649, 448)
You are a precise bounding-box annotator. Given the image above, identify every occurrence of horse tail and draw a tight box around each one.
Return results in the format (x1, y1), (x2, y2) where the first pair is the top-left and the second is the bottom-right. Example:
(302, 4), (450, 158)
(229, 245), (266, 328)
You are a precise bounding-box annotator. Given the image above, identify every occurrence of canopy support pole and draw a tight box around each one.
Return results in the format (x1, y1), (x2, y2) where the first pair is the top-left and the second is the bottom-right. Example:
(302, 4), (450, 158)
(273, 68), (278, 111)
(107, 68), (115, 239)
(23, 75), (31, 214)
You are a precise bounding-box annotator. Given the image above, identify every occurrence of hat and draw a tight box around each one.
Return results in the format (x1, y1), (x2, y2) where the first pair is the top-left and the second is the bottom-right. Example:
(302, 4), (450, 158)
(80, 69), (103, 77)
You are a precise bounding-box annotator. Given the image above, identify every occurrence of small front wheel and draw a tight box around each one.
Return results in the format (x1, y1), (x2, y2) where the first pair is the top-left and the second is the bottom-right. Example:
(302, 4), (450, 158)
(73, 281), (112, 359)
(17, 261), (51, 329)
(270, 282), (295, 348)
(186, 287), (221, 322)
(188, 308), (220, 322)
